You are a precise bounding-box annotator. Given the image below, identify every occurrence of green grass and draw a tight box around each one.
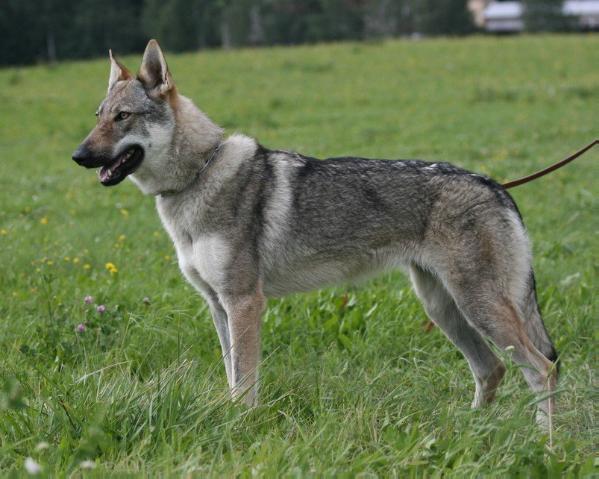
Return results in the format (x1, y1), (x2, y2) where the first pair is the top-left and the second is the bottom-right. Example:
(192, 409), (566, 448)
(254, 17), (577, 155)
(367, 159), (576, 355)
(1, 34), (598, 477)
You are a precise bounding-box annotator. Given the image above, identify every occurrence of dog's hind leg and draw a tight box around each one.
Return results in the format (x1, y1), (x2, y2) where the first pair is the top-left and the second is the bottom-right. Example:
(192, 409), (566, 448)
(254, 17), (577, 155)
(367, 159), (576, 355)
(520, 271), (560, 372)
(425, 202), (558, 432)
(410, 264), (506, 408)
(441, 276), (557, 431)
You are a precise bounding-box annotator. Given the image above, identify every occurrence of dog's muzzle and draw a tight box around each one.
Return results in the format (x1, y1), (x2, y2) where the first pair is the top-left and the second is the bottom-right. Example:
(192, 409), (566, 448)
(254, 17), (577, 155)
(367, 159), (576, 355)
(72, 143), (144, 187)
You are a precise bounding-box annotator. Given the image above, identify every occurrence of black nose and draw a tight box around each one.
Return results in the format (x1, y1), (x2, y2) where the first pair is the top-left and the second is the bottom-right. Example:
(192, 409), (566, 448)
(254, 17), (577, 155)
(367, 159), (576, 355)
(72, 144), (103, 168)
(72, 144), (91, 165)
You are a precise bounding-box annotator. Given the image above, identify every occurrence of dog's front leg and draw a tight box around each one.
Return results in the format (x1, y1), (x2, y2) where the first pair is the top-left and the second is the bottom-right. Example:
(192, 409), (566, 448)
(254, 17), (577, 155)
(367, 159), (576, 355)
(220, 287), (265, 406)
(203, 293), (233, 388)
(177, 260), (234, 388)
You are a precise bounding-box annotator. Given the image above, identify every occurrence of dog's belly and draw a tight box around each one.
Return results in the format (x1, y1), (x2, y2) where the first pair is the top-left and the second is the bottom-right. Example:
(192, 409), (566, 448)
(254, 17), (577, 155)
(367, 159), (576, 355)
(262, 247), (408, 297)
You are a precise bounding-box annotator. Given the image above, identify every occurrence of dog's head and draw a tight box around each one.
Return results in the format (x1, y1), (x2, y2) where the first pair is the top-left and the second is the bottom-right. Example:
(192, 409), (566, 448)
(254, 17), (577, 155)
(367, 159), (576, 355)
(72, 40), (177, 187)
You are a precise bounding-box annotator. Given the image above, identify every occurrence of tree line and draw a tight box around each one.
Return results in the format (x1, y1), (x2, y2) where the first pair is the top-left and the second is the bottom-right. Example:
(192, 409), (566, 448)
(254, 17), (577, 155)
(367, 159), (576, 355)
(0, 0), (573, 66)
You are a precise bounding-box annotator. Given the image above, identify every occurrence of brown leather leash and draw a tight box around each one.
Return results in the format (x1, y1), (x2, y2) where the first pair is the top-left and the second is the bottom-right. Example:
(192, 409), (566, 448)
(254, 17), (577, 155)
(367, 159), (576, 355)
(424, 139), (598, 333)
(502, 139), (598, 189)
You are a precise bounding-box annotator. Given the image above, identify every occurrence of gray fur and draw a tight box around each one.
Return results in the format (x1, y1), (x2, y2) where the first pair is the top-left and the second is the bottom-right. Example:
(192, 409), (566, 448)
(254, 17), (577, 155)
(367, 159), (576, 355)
(73, 41), (559, 427)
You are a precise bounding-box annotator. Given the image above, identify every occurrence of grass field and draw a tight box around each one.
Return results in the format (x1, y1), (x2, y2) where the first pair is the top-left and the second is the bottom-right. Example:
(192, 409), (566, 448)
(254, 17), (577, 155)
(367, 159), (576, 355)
(0, 34), (598, 477)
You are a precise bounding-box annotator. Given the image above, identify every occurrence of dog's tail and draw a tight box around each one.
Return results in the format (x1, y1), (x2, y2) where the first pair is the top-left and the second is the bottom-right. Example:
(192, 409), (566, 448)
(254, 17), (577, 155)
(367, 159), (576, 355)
(521, 271), (560, 376)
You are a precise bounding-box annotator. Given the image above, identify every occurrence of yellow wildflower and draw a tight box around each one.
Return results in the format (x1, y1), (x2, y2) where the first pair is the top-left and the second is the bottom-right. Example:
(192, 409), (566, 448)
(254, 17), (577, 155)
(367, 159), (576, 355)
(83, 263), (91, 270)
(120, 209), (129, 218)
(105, 262), (118, 274)
(40, 217), (48, 225)
(64, 256), (70, 262)
(118, 234), (126, 242)
(0, 229), (7, 236)
(73, 257), (80, 264)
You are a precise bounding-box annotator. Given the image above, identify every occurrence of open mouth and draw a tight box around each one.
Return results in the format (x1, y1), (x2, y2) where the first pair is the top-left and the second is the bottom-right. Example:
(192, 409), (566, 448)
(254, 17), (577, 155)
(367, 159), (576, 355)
(99, 146), (144, 186)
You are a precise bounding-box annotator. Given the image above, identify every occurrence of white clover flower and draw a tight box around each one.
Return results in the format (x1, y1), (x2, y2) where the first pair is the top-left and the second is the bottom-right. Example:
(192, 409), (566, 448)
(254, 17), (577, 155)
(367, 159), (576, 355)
(80, 460), (96, 469)
(24, 457), (42, 475)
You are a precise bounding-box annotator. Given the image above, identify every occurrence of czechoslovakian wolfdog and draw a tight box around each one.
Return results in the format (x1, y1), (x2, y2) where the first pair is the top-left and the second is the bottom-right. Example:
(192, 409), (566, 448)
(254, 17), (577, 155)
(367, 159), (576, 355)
(73, 40), (558, 428)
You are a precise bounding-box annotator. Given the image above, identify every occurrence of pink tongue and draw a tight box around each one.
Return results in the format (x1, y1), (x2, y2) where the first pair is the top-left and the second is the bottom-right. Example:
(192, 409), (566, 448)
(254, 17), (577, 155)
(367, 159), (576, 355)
(99, 165), (114, 182)
(99, 167), (109, 182)
(98, 151), (131, 182)
(99, 157), (123, 182)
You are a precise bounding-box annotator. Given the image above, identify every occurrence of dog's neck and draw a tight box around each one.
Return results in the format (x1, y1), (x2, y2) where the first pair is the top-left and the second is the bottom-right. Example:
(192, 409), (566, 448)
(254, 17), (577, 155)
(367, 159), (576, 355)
(129, 94), (224, 196)
(157, 142), (223, 198)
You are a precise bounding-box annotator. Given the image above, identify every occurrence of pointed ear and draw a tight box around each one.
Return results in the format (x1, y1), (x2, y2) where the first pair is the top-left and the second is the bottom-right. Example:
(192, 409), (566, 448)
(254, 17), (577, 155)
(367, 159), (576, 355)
(138, 39), (174, 96)
(108, 50), (132, 92)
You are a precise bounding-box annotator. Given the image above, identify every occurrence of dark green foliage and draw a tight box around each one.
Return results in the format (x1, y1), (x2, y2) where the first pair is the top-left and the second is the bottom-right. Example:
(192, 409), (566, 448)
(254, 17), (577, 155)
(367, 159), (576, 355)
(523, 0), (573, 32)
(1, 0), (478, 66)
(415, 0), (474, 35)
(0, 0), (45, 65)
(0, 0), (145, 66)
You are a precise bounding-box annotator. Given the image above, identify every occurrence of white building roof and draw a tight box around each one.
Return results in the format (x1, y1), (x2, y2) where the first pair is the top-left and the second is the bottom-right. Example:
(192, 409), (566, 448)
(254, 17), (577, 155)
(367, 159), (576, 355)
(485, 0), (599, 19)
(484, 1), (599, 30)
(563, 1), (599, 16)
(484, 2), (523, 20)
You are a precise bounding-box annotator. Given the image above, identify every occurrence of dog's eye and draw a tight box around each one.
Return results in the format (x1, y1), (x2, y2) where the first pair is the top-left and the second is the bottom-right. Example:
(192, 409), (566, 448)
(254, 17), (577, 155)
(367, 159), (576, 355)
(115, 112), (131, 122)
